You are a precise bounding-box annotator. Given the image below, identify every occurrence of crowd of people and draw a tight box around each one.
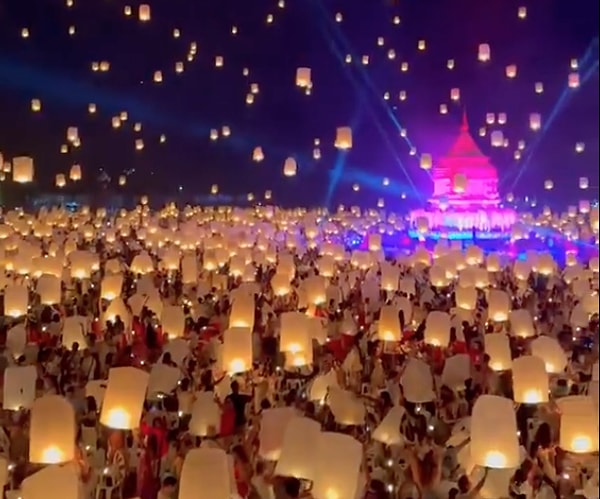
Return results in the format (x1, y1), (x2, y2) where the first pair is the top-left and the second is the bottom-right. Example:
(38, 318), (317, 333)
(0, 204), (598, 499)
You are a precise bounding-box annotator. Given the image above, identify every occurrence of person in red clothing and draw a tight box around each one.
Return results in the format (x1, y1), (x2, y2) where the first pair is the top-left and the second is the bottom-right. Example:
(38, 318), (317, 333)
(219, 396), (236, 439)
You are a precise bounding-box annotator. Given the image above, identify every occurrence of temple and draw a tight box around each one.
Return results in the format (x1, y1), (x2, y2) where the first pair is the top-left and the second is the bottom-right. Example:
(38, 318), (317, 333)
(410, 111), (516, 233)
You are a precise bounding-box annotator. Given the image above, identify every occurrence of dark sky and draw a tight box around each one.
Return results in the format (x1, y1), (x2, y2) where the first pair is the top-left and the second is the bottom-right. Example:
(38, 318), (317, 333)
(0, 0), (597, 208)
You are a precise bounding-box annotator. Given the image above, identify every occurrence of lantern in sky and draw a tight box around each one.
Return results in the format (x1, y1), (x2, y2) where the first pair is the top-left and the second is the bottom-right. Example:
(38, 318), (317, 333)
(283, 157), (297, 177)
(505, 64), (517, 78)
(417, 39), (426, 51)
(153, 71), (163, 83)
(579, 177), (589, 189)
(138, 4), (151, 21)
(30, 395), (76, 464)
(512, 356), (549, 404)
(498, 112), (507, 124)
(558, 396), (599, 454)
(517, 6), (527, 19)
(215, 56), (224, 67)
(55, 174), (66, 188)
(439, 104), (448, 114)
(447, 59), (455, 69)
(544, 179), (554, 190)
(534, 81), (544, 94)
(296, 67), (312, 87)
(529, 113), (542, 131)
(222, 327), (253, 374)
(31, 98), (41, 112)
(490, 130), (504, 147)
(118, 175), (126, 186)
(420, 153), (432, 170)
(486, 113), (495, 125)
(100, 367), (150, 429)
(69, 164), (82, 181)
(478, 43), (491, 62)
(252, 146), (264, 162)
(568, 72), (580, 88)
(12, 156), (34, 183)
(450, 88), (460, 101)
(334, 127), (352, 149)
(575, 142), (585, 153)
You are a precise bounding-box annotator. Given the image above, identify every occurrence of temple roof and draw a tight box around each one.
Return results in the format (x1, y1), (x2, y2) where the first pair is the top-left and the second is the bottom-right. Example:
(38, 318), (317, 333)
(443, 110), (490, 160)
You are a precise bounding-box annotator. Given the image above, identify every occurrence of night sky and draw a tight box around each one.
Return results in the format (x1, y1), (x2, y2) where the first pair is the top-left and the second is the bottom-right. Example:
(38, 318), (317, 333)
(0, 0), (598, 209)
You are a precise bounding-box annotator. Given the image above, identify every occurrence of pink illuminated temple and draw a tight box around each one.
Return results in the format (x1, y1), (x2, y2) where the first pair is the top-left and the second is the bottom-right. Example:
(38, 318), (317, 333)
(410, 112), (516, 232)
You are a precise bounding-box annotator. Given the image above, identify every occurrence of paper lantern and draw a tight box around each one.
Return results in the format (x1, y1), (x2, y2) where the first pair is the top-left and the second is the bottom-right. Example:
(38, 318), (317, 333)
(312, 433), (362, 499)
(296, 67), (312, 87)
(512, 356), (549, 404)
(579, 176), (589, 189)
(100, 273), (123, 301)
(252, 146), (264, 162)
(531, 336), (567, 374)
(478, 43), (491, 62)
(529, 113), (542, 131)
(420, 153), (432, 170)
(4, 284), (28, 317)
(30, 395), (75, 464)
(179, 448), (231, 499)
(280, 311), (310, 355)
(160, 305), (185, 339)
(471, 395), (520, 469)
(31, 98), (42, 111)
(401, 358), (435, 403)
(508, 309), (535, 338)
(222, 327), (252, 373)
(100, 367), (150, 429)
(558, 396), (599, 454)
(138, 4), (151, 21)
(568, 72), (580, 88)
(490, 130), (504, 147)
(441, 354), (471, 391)
(12, 156), (34, 183)
(484, 333), (512, 371)
(450, 87), (460, 101)
(334, 126), (352, 149)
(258, 407), (297, 460)
(22, 464), (79, 499)
(380, 263), (400, 292)
(275, 416), (320, 479)
(425, 310), (451, 347)
(505, 64), (517, 78)
(131, 252), (154, 274)
(377, 305), (401, 342)
(544, 179), (554, 190)
(228, 294), (254, 330)
(488, 289), (510, 321)
(283, 157), (297, 177)
(62, 316), (87, 350)
(68, 163), (82, 181)
(372, 406), (406, 446)
(55, 173), (66, 188)
(452, 173), (468, 193)
(189, 392), (220, 437)
(3, 365), (37, 410)
(215, 55), (224, 67)
(455, 286), (477, 310)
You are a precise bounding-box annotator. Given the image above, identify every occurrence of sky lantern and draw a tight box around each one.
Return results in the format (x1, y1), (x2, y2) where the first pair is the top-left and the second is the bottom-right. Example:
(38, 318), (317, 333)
(252, 146), (264, 162)
(101, 367), (150, 429)
(118, 175), (126, 186)
(112, 116), (121, 129)
(296, 67), (312, 87)
(544, 179), (554, 190)
(399, 90), (407, 101)
(529, 112), (542, 131)
(21, 28), (30, 39)
(312, 148), (321, 159)
(135, 138), (144, 150)
(575, 142), (585, 153)
(505, 64), (517, 78)
(361, 55), (369, 65)
(12, 156), (34, 183)
(579, 177), (589, 189)
(210, 129), (218, 140)
(418, 39), (426, 51)
(485, 112), (495, 125)
(558, 396), (599, 454)
(534, 81), (544, 93)
(210, 184), (218, 195)
(498, 112), (507, 124)
(517, 6), (527, 19)
(478, 43), (491, 62)
(175, 61), (184, 73)
(439, 104), (448, 114)
(221, 125), (231, 137)
(283, 157), (297, 177)
(138, 4), (151, 21)
(69, 164), (82, 181)
(153, 70), (163, 83)
(401, 61), (409, 72)
(215, 55), (224, 67)
(335, 12), (343, 22)
(490, 130), (504, 147)
(31, 98), (41, 112)
(420, 153), (432, 170)
(568, 72), (580, 88)
(124, 5), (132, 16)
(447, 59), (455, 69)
(55, 174), (66, 188)
(88, 103), (96, 113)
(450, 88), (460, 101)
(334, 127), (353, 149)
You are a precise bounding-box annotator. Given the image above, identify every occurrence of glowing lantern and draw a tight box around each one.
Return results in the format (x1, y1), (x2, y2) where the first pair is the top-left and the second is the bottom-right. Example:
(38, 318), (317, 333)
(377, 305), (401, 342)
(512, 356), (549, 404)
(484, 334), (512, 371)
(36, 274), (61, 304)
(69, 164), (82, 181)
(153, 71), (163, 83)
(138, 4), (151, 21)
(275, 417), (320, 479)
(21, 463), (79, 499)
(112, 116), (121, 128)
(215, 56), (224, 67)
(222, 327), (252, 373)
(296, 67), (312, 87)
(568, 72), (580, 88)
(450, 88), (460, 101)
(529, 113), (541, 131)
(31, 98), (41, 112)
(505, 64), (517, 78)
(488, 289), (510, 321)
(175, 61), (184, 73)
(452, 173), (467, 193)
(534, 81), (544, 93)
(455, 286), (477, 310)
(100, 367), (150, 429)
(100, 274), (122, 301)
(417, 39), (426, 50)
(420, 153), (432, 170)
(439, 104), (448, 114)
(424, 311), (451, 347)
(283, 157), (297, 177)
(575, 142), (585, 153)
(334, 127), (353, 149)
(30, 395), (75, 464)
(280, 312), (310, 357)
(579, 177), (589, 189)
(558, 396), (599, 454)
(531, 336), (567, 374)
(490, 130), (504, 147)
(517, 6), (527, 19)
(509, 309), (535, 338)
(12, 156), (34, 183)
(252, 146), (264, 162)
(4, 284), (28, 317)
(188, 392), (220, 437)
(179, 448), (231, 499)
(312, 433), (362, 499)
(544, 179), (554, 190)
(478, 43), (491, 62)
(230, 293), (255, 329)
(471, 395), (520, 468)
(118, 175), (126, 186)
(55, 174), (66, 188)
(88, 103), (96, 113)
(210, 184), (218, 195)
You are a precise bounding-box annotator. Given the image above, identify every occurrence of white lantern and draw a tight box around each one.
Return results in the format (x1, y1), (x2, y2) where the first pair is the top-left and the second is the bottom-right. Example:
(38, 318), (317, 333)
(189, 392), (220, 437)
(377, 305), (401, 342)
(505, 64), (517, 78)
(334, 127), (352, 149)
(4, 284), (28, 317)
(579, 177), (589, 189)
(30, 395), (76, 464)
(283, 157), (297, 177)
(488, 289), (510, 321)
(508, 309), (535, 338)
(512, 356), (549, 404)
(478, 43), (491, 62)
(558, 396), (599, 454)
(471, 395), (520, 468)
(258, 407), (297, 460)
(100, 367), (150, 429)
(179, 448), (231, 499)
(275, 416), (321, 479)
(69, 163), (82, 181)
(568, 72), (580, 88)
(529, 113), (542, 131)
(222, 327), (252, 373)
(100, 274), (123, 301)
(252, 146), (264, 162)
(484, 333), (512, 371)
(280, 312), (310, 354)
(296, 67), (312, 87)
(490, 130), (504, 147)
(424, 310), (451, 347)
(160, 305), (185, 339)
(138, 3), (151, 21)
(21, 464), (79, 499)
(531, 336), (567, 374)
(12, 156), (34, 183)
(456, 286), (477, 310)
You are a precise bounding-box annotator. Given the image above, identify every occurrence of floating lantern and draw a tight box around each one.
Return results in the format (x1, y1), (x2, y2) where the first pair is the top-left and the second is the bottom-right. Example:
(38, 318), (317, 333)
(179, 448), (231, 499)
(579, 177), (589, 189)
(439, 104), (448, 114)
(471, 395), (520, 469)
(450, 88), (460, 101)
(490, 130), (504, 147)
(420, 153), (432, 170)
(529, 113), (542, 131)
(296, 67), (312, 87)
(505, 64), (517, 78)
(575, 142), (585, 153)
(215, 56), (224, 67)
(4, 284), (28, 317)
(534, 81), (544, 94)
(558, 396), (599, 454)
(509, 309), (536, 338)
(484, 333), (512, 371)
(283, 157), (297, 177)
(312, 433), (362, 499)
(31, 98), (41, 112)
(568, 72), (580, 88)
(69, 164), (82, 181)
(498, 112), (507, 125)
(517, 6), (527, 19)
(138, 4), (151, 21)
(424, 311), (451, 347)
(100, 367), (149, 429)
(531, 336), (567, 374)
(55, 174), (66, 188)
(275, 417), (320, 479)
(12, 156), (34, 183)
(230, 294), (255, 329)
(30, 395), (75, 464)
(153, 71), (163, 83)
(334, 127), (352, 149)
(544, 179), (554, 190)
(377, 305), (401, 342)
(118, 175), (126, 186)
(478, 43), (491, 62)
(222, 327), (252, 373)
(512, 356), (549, 404)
